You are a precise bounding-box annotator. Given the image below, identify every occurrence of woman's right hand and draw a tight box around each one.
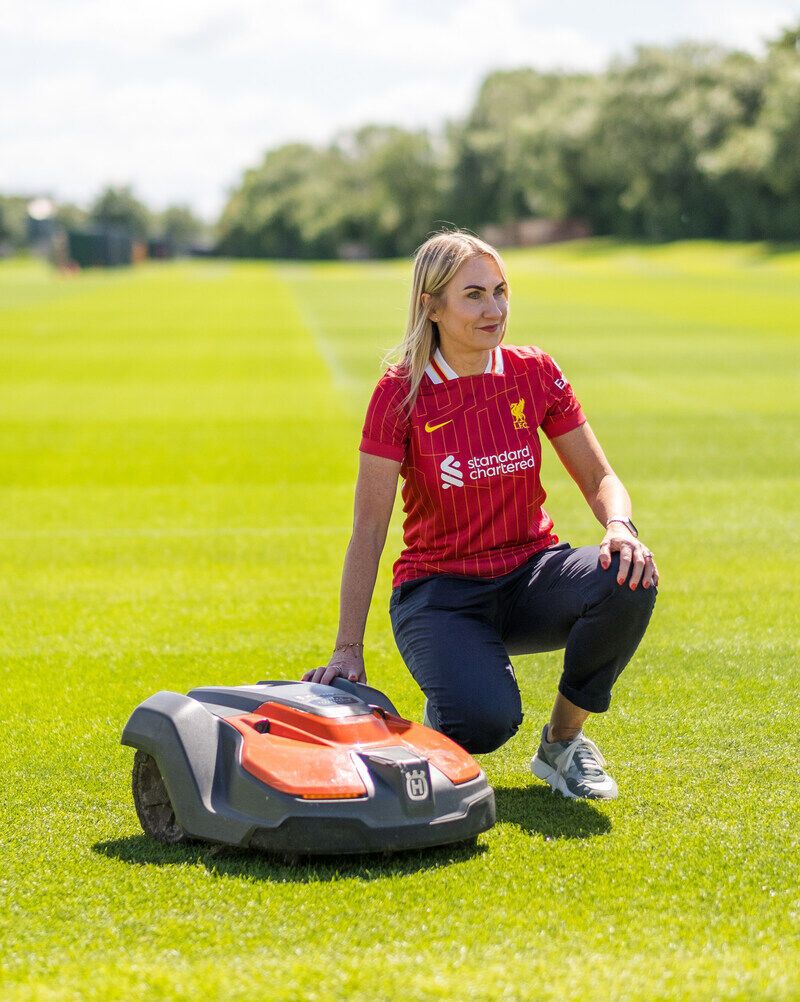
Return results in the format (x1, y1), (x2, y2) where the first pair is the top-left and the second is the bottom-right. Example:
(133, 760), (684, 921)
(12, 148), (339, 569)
(301, 647), (367, 686)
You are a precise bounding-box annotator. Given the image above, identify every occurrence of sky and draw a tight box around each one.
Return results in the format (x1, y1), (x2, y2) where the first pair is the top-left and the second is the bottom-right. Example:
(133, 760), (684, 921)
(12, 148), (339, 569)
(3, 0), (798, 221)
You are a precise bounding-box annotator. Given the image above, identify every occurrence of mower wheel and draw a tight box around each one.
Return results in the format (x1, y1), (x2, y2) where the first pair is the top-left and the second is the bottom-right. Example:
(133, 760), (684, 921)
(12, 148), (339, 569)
(131, 750), (189, 844)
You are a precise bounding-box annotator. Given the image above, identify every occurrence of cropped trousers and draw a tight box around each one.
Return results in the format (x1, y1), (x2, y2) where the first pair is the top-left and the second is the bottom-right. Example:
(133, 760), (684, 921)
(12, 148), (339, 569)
(389, 542), (657, 755)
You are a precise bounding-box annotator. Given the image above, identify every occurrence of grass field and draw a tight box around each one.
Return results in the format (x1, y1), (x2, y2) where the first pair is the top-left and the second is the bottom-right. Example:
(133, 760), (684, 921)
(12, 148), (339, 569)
(1, 241), (798, 1001)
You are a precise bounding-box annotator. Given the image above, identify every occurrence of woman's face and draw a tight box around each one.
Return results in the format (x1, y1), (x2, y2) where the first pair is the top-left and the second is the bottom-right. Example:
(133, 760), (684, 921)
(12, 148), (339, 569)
(424, 254), (509, 357)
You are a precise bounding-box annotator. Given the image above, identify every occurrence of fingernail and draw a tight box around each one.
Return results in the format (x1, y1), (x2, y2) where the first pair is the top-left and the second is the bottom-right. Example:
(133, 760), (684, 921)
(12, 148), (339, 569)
(617, 577), (624, 585)
(643, 582), (650, 589)
(630, 582), (636, 590)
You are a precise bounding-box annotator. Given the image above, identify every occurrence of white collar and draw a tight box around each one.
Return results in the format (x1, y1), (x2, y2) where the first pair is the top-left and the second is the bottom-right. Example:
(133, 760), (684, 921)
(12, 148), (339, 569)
(425, 346), (504, 384)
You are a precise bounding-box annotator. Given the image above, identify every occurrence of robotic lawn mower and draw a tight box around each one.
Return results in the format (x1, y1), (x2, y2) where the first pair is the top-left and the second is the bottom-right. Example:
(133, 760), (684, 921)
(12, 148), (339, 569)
(122, 678), (495, 855)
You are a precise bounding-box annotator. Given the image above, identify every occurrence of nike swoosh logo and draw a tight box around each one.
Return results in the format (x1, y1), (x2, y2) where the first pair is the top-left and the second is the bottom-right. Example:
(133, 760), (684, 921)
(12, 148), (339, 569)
(424, 420), (453, 433)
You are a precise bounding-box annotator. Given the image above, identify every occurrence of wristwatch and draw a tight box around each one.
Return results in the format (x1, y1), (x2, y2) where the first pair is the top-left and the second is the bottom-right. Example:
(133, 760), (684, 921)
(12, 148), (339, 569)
(606, 516), (638, 538)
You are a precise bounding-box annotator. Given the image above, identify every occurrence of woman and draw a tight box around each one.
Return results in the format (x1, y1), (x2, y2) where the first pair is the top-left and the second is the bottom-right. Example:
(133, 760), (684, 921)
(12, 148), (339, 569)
(302, 229), (658, 800)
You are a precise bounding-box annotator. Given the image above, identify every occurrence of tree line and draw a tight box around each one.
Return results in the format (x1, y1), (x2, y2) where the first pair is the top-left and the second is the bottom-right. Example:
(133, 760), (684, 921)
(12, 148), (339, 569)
(2, 23), (798, 260)
(0, 189), (208, 255)
(217, 24), (800, 257)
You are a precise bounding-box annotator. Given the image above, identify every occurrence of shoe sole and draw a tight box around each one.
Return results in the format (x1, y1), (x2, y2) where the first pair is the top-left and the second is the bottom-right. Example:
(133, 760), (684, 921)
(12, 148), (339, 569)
(530, 753), (618, 801)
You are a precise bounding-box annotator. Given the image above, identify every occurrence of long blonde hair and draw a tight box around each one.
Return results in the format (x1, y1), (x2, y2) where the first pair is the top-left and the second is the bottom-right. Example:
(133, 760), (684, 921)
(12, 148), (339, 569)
(383, 228), (510, 414)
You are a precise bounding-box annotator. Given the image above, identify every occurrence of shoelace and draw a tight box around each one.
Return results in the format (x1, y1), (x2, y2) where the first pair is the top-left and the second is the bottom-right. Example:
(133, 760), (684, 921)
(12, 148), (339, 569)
(551, 732), (607, 781)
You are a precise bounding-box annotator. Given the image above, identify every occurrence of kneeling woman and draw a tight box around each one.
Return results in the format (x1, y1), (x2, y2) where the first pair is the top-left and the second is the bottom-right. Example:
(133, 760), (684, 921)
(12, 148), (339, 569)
(303, 229), (658, 800)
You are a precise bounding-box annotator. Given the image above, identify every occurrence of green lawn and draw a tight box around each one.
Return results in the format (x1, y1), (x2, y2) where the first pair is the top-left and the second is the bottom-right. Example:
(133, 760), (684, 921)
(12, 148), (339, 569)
(1, 241), (798, 1001)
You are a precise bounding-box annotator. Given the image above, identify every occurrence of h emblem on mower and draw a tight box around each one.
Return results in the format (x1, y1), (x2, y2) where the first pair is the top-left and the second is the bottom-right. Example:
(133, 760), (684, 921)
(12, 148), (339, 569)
(405, 769), (430, 801)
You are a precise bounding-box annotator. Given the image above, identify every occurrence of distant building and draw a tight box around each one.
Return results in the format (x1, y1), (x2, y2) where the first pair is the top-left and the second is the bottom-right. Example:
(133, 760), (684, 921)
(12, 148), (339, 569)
(147, 238), (174, 260)
(337, 240), (372, 260)
(479, 217), (591, 248)
(27, 197), (58, 248)
(66, 228), (134, 268)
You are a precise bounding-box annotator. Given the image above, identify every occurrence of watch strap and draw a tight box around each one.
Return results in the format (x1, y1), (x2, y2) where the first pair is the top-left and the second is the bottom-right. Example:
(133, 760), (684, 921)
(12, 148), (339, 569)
(606, 516), (638, 538)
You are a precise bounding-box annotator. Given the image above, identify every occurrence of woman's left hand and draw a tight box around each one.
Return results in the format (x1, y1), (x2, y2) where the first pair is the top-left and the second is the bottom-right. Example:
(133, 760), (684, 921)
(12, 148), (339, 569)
(599, 528), (659, 591)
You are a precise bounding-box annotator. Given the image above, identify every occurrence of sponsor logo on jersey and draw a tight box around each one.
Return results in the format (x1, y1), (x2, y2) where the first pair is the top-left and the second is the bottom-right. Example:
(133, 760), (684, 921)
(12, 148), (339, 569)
(440, 454), (463, 489)
(510, 397), (528, 430)
(425, 419), (453, 433)
(439, 446), (536, 489)
(553, 359), (568, 390)
(467, 444), (535, 479)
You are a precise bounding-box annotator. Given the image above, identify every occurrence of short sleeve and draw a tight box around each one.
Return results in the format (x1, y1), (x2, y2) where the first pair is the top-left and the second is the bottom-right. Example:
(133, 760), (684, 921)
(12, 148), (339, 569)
(538, 353), (586, 439)
(359, 372), (410, 462)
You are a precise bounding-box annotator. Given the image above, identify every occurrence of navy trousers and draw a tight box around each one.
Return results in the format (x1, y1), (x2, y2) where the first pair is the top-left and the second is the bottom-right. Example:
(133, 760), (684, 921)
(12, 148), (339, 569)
(389, 543), (657, 754)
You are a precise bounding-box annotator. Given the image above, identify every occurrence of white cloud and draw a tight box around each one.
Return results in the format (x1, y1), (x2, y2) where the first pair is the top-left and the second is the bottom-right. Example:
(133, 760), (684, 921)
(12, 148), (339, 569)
(4, 0), (228, 51)
(0, 69), (325, 216)
(662, 1), (798, 51)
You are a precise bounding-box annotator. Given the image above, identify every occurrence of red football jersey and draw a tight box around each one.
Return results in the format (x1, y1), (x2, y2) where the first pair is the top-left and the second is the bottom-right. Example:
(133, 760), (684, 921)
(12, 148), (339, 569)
(359, 344), (586, 587)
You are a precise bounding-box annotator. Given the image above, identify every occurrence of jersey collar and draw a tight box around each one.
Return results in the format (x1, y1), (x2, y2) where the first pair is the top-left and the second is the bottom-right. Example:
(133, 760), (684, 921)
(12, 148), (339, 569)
(425, 346), (504, 384)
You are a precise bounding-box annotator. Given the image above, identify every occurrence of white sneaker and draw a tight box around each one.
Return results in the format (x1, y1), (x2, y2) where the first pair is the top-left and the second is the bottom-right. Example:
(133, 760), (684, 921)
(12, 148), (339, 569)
(531, 724), (618, 800)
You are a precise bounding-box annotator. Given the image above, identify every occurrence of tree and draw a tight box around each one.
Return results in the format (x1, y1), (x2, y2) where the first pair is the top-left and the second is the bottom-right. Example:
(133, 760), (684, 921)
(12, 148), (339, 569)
(158, 204), (207, 249)
(216, 127), (444, 258)
(329, 124), (445, 257)
(698, 22), (800, 238)
(216, 142), (336, 258)
(55, 202), (89, 231)
(0, 195), (28, 250)
(579, 43), (768, 239)
(89, 184), (152, 239)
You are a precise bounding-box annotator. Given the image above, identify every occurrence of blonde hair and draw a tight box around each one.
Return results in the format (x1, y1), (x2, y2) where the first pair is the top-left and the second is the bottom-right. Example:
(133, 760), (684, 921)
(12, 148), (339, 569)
(383, 227), (510, 414)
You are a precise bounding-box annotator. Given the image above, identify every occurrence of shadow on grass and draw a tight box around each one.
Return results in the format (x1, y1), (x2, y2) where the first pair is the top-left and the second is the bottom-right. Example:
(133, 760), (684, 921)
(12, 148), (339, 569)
(528, 237), (800, 262)
(93, 832), (485, 883)
(95, 784), (608, 881)
(756, 241), (800, 259)
(493, 785), (611, 839)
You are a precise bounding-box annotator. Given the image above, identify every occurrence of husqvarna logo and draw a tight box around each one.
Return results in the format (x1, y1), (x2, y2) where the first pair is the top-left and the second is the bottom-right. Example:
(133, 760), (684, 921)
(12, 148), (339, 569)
(440, 454), (463, 489)
(309, 695), (357, 706)
(405, 769), (430, 800)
